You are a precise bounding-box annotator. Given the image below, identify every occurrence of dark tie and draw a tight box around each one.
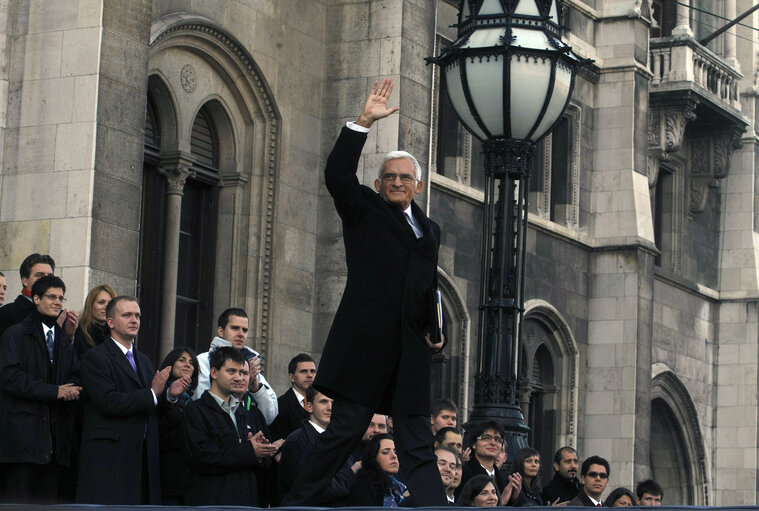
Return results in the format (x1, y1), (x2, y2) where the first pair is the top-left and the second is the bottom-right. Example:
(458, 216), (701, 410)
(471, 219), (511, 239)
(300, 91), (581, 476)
(126, 350), (137, 373)
(45, 329), (54, 361)
(597, 504), (602, 507)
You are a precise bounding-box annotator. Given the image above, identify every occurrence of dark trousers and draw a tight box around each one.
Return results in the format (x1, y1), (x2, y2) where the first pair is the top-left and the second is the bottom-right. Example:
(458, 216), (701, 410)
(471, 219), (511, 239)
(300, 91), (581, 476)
(282, 397), (447, 506)
(0, 461), (61, 504)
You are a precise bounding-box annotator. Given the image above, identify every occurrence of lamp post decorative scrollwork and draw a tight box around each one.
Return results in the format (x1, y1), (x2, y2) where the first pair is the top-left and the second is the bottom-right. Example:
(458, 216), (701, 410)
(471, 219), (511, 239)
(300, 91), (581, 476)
(428, 0), (590, 456)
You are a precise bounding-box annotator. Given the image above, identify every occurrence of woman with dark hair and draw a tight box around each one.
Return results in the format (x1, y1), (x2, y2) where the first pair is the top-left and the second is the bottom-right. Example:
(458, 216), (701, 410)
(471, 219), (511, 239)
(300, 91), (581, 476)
(75, 284), (116, 356)
(158, 347), (198, 505)
(508, 447), (554, 506)
(457, 474), (499, 507)
(604, 487), (635, 507)
(346, 433), (408, 507)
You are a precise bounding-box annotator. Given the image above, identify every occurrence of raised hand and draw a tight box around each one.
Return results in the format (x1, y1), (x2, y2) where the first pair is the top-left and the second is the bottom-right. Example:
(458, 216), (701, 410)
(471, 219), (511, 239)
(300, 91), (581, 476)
(63, 310), (79, 338)
(248, 356), (261, 392)
(168, 375), (192, 398)
(151, 366), (171, 396)
(356, 79), (400, 128)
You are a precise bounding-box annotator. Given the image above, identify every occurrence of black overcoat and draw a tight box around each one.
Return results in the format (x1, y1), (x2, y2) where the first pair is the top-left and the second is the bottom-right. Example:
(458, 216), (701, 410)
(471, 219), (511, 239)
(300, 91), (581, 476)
(0, 294), (35, 340)
(181, 390), (265, 506)
(270, 387), (309, 440)
(314, 127), (441, 416)
(0, 313), (79, 466)
(76, 339), (163, 505)
(278, 421), (356, 504)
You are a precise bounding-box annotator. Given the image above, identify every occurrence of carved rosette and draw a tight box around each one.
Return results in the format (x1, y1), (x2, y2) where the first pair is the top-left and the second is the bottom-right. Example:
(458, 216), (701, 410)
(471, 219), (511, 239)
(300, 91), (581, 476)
(687, 134), (742, 216)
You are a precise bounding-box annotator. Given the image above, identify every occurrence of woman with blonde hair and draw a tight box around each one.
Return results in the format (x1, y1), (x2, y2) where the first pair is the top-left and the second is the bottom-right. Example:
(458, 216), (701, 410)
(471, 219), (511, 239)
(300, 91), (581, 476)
(75, 284), (116, 356)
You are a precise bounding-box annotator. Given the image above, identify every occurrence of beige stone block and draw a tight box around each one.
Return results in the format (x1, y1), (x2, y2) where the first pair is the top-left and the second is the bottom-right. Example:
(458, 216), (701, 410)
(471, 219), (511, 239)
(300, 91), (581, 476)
(584, 390), (615, 415)
(66, 170), (93, 217)
(379, 36), (401, 76)
(5, 125), (57, 174)
(592, 212), (619, 238)
(28, 0), (79, 33)
(590, 191), (613, 213)
(77, 0), (103, 28)
(19, 77), (74, 127)
(23, 31), (63, 81)
(0, 220), (51, 268)
(583, 438), (613, 460)
(280, 224), (316, 273)
(50, 218), (90, 267)
(716, 385), (739, 406)
(55, 122), (95, 171)
(589, 296), (616, 320)
(593, 148), (631, 172)
(588, 320), (624, 344)
(57, 265), (87, 309)
(1, 172), (67, 221)
(61, 28), (101, 77)
(72, 75), (98, 123)
(591, 273), (625, 298)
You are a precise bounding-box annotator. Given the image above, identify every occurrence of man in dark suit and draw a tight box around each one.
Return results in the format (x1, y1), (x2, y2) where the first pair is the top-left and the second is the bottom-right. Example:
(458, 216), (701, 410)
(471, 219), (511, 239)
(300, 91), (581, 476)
(278, 386), (359, 504)
(457, 420), (521, 503)
(283, 79), (447, 506)
(0, 253), (60, 340)
(0, 275), (81, 503)
(567, 455), (610, 506)
(270, 353), (316, 440)
(76, 296), (176, 505)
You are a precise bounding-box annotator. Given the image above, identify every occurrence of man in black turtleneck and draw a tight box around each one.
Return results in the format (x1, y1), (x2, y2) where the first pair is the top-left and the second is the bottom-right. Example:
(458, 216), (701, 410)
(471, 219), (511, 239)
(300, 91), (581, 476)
(0, 275), (81, 504)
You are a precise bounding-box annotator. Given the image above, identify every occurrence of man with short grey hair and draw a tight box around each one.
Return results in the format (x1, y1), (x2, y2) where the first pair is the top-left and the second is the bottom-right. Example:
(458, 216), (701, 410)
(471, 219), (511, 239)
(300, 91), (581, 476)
(283, 79), (446, 506)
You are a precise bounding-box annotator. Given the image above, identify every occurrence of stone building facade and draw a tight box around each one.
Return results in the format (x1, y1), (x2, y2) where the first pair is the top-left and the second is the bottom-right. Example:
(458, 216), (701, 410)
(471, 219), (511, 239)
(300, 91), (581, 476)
(0, 0), (758, 505)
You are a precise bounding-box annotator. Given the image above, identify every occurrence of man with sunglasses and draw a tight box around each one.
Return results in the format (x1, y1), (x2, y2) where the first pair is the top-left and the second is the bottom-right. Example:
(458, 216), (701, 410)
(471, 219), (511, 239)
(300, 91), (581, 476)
(283, 79), (447, 506)
(0, 275), (81, 503)
(568, 455), (610, 506)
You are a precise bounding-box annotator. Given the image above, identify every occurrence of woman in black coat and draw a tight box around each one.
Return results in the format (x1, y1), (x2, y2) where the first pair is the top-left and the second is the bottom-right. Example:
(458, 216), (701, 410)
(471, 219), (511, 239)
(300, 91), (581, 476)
(347, 433), (408, 507)
(508, 447), (552, 506)
(74, 284), (116, 357)
(157, 347), (198, 505)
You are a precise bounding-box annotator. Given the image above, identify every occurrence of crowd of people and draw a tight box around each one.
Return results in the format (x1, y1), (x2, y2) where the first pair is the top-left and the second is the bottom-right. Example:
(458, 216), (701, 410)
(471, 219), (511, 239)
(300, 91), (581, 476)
(0, 252), (668, 507)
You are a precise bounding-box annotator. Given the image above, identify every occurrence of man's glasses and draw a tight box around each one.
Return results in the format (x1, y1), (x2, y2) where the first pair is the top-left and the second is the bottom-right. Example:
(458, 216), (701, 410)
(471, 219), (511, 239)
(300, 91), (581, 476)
(586, 471), (608, 479)
(476, 434), (504, 445)
(381, 173), (416, 184)
(43, 294), (66, 303)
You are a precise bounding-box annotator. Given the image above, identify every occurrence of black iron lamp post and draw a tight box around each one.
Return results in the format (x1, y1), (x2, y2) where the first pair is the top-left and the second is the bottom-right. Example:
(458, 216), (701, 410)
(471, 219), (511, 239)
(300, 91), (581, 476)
(428, 0), (589, 457)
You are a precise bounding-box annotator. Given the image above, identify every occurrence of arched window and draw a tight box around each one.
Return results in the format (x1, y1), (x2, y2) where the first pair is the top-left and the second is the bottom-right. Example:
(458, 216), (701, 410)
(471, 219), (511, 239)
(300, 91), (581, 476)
(430, 269), (473, 420)
(650, 368), (709, 504)
(173, 104), (221, 355)
(522, 300), (580, 482)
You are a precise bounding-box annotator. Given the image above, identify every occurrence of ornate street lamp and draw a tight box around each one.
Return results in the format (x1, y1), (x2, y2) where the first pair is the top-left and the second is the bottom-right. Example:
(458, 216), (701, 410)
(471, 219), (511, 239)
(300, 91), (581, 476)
(428, 0), (589, 456)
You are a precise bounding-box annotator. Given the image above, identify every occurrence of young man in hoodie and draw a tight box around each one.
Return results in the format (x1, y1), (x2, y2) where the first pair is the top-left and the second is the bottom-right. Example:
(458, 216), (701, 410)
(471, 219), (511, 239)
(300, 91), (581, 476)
(193, 308), (278, 424)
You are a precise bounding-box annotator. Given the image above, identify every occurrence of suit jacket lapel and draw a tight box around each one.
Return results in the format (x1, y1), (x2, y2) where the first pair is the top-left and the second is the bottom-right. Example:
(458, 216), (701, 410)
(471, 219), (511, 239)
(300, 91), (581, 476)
(105, 338), (143, 387)
(410, 201), (435, 249)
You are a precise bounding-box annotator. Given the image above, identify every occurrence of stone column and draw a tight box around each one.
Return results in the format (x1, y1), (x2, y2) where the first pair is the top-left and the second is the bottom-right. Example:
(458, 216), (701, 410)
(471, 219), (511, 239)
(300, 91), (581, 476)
(157, 151), (196, 359)
(724, 0), (740, 70)
(672, 0), (693, 36)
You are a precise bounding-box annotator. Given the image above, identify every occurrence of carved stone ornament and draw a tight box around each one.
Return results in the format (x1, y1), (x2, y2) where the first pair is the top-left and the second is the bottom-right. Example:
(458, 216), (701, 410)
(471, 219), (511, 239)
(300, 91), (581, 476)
(648, 105), (697, 187)
(158, 152), (197, 195)
(688, 134), (742, 216)
(180, 64), (197, 94)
